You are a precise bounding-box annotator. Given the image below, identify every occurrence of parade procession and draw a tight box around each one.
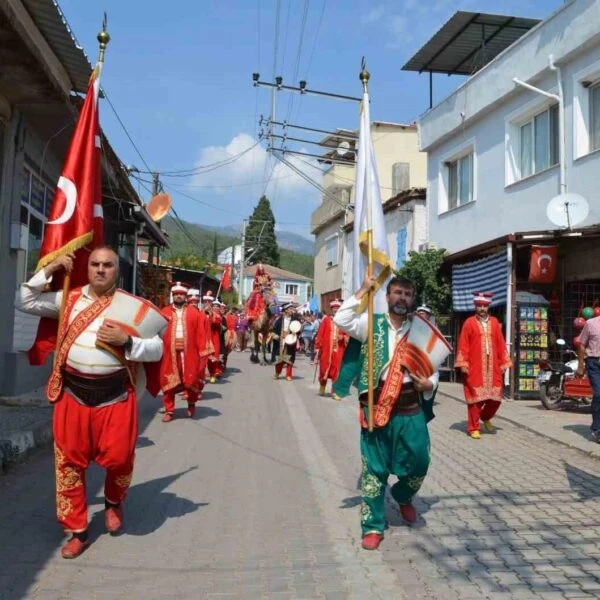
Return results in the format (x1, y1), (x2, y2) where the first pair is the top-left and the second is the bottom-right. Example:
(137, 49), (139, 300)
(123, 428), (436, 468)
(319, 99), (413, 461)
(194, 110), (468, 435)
(4, 1), (600, 599)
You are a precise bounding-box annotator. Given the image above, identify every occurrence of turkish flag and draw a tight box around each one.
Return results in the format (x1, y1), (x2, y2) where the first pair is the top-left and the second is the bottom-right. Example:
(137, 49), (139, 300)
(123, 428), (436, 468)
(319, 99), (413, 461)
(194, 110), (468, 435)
(528, 245), (558, 284)
(222, 264), (232, 292)
(28, 64), (104, 365)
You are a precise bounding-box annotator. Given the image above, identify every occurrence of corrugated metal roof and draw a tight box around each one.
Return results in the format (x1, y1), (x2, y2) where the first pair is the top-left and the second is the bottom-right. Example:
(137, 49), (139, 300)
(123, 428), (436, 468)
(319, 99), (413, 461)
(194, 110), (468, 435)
(21, 0), (93, 93)
(402, 11), (541, 76)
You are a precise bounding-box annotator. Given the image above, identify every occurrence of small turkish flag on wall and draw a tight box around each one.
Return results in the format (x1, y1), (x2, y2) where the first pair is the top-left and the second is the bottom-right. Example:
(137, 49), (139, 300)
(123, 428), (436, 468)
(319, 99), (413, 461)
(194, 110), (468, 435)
(528, 245), (558, 284)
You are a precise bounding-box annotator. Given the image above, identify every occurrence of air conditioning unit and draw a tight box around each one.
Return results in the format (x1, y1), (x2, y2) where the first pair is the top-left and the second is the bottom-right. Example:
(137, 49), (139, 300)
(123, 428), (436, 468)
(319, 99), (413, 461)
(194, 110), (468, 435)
(418, 241), (438, 252)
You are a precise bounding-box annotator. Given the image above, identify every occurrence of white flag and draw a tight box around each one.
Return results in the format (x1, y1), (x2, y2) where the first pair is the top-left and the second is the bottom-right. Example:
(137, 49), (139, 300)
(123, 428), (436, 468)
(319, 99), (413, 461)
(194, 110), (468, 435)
(352, 90), (391, 313)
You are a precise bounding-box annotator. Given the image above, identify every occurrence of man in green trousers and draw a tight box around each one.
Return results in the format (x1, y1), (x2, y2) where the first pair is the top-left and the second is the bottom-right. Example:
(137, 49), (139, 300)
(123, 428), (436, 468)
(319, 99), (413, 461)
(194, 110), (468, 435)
(333, 275), (439, 551)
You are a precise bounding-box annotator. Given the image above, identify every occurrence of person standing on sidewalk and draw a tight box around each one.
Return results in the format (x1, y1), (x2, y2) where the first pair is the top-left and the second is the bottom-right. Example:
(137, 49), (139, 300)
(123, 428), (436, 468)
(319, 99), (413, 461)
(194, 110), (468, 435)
(576, 315), (600, 442)
(333, 275), (439, 551)
(17, 248), (164, 559)
(315, 299), (349, 399)
(455, 291), (512, 440)
(160, 282), (209, 422)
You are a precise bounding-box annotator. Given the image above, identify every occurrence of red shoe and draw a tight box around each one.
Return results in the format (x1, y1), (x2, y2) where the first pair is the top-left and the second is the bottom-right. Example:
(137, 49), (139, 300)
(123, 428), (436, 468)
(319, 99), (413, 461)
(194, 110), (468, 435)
(105, 504), (123, 534)
(361, 532), (384, 550)
(61, 536), (90, 559)
(399, 503), (417, 523)
(187, 405), (195, 418)
(162, 413), (174, 423)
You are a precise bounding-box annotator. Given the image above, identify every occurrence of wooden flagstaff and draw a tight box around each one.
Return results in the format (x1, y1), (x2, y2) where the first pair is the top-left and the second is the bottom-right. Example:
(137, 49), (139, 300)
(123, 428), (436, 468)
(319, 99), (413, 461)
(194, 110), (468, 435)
(360, 66), (375, 433)
(54, 22), (110, 367)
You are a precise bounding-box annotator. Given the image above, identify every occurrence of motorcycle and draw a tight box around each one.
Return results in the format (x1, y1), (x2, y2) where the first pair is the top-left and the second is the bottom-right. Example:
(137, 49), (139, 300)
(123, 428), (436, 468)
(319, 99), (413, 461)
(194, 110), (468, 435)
(537, 339), (593, 410)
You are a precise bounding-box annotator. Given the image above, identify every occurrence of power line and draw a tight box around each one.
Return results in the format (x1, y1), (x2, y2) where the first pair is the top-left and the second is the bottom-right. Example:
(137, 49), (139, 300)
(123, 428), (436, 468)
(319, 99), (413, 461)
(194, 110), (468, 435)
(103, 90), (153, 174)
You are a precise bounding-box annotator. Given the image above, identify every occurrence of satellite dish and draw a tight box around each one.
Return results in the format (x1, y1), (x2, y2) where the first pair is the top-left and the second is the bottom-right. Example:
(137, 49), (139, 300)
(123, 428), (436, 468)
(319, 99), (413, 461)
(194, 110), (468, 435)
(546, 192), (589, 229)
(336, 140), (352, 157)
(146, 193), (172, 222)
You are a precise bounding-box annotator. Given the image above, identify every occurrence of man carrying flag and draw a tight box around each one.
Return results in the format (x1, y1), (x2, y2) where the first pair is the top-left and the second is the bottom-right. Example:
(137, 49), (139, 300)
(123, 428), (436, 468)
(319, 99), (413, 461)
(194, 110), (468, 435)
(333, 67), (440, 551)
(16, 29), (165, 560)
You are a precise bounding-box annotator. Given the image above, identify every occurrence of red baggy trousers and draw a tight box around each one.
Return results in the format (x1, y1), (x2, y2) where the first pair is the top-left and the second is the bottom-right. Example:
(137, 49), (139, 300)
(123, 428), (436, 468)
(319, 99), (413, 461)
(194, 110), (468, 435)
(53, 388), (138, 532)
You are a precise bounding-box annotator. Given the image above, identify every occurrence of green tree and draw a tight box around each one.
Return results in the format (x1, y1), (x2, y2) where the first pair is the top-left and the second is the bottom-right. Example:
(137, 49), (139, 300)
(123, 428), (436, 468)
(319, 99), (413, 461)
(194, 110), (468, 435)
(211, 233), (219, 263)
(163, 253), (208, 271)
(395, 249), (451, 321)
(246, 195), (280, 267)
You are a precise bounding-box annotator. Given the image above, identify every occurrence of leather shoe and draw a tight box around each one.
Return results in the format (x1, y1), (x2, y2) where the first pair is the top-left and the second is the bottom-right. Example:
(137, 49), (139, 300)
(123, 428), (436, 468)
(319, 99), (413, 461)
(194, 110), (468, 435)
(361, 532), (384, 550)
(105, 504), (123, 534)
(162, 413), (173, 423)
(187, 405), (195, 418)
(61, 536), (90, 559)
(399, 503), (417, 523)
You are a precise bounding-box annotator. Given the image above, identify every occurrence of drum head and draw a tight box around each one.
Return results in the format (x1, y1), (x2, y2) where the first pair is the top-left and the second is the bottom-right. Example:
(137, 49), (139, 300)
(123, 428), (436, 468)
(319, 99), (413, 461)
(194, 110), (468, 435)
(284, 333), (297, 346)
(289, 320), (301, 334)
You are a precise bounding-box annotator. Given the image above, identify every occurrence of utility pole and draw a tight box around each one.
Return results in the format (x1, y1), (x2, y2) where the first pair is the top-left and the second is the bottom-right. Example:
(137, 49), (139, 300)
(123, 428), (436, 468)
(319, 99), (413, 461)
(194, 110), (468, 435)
(148, 172), (160, 268)
(237, 218), (247, 307)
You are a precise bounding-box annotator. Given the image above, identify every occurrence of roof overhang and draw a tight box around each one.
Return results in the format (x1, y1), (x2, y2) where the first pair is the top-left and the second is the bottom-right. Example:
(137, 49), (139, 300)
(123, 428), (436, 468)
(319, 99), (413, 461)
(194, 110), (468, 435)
(402, 11), (541, 76)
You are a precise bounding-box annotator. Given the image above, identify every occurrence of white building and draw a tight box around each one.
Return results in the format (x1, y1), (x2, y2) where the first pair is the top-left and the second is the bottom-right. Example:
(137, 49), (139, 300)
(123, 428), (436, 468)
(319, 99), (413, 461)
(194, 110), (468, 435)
(415, 2), (600, 396)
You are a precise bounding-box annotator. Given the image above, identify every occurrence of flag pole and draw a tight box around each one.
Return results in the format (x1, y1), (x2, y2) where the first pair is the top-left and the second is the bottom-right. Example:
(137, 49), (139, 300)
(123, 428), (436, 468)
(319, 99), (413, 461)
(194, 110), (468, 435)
(360, 65), (375, 432)
(54, 22), (110, 366)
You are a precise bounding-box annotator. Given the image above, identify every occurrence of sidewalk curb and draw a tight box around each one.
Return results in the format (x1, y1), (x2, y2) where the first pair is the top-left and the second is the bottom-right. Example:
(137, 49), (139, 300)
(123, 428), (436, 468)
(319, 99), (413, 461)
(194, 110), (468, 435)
(438, 384), (600, 459)
(0, 418), (53, 473)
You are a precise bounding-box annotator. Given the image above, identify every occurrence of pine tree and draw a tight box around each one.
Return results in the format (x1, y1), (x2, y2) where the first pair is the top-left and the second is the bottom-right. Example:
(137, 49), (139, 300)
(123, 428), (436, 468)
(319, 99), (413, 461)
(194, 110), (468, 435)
(246, 195), (280, 266)
(212, 233), (218, 263)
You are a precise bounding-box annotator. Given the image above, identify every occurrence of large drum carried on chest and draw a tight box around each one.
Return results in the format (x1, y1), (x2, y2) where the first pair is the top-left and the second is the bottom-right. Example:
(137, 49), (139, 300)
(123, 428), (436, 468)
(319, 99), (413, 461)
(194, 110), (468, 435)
(96, 290), (168, 354)
(399, 314), (453, 378)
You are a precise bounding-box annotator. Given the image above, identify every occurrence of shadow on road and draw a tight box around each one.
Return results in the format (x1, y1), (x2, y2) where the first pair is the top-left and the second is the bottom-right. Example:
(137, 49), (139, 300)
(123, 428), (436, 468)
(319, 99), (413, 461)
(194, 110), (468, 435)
(0, 394), (163, 600)
(88, 466), (208, 537)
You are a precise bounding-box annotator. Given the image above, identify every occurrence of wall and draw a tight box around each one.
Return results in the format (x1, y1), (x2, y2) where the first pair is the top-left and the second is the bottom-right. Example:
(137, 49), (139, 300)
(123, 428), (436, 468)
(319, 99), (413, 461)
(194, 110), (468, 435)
(424, 25), (600, 255)
(313, 220), (343, 298)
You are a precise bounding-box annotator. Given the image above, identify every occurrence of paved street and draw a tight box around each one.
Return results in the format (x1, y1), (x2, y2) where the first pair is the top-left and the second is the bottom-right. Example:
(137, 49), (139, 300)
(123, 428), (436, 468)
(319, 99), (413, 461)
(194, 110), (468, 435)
(2, 352), (600, 600)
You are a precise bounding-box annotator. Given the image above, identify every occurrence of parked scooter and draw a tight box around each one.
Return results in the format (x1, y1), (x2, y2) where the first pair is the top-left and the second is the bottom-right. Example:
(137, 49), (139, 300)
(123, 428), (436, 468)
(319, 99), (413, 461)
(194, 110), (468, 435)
(538, 339), (593, 410)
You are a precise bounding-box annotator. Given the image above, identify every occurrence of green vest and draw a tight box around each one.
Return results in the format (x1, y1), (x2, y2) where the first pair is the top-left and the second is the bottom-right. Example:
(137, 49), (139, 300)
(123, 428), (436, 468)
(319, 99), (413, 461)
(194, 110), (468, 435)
(333, 313), (436, 424)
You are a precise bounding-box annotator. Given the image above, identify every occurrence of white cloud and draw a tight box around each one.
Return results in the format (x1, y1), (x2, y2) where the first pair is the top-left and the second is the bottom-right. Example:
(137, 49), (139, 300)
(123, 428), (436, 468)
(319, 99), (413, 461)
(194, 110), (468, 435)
(361, 5), (386, 24)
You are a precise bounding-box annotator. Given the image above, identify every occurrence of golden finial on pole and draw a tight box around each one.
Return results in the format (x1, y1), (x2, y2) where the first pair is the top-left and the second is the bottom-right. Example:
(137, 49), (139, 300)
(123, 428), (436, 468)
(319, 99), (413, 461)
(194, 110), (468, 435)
(97, 13), (110, 63)
(360, 57), (370, 93)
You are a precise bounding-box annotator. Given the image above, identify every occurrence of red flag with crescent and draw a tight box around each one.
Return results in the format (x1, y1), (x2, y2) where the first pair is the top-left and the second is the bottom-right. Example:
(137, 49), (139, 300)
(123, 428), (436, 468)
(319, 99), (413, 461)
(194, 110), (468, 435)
(528, 245), (558, 284)
(28, 63), (104, 365)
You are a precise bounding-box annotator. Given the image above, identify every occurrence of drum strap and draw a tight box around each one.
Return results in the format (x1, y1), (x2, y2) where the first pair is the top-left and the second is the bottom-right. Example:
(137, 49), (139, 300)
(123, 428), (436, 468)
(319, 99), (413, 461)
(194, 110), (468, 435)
(373, 337), (408, 428)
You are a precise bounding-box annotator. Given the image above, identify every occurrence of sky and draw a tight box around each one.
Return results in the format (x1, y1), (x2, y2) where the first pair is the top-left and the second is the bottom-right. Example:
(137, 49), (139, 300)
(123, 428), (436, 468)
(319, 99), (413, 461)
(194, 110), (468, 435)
(58, 0), (565, 239)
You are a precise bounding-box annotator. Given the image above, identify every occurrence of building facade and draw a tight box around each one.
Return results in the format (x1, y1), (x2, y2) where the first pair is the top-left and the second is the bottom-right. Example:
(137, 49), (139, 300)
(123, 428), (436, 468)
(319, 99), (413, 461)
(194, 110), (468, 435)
(418, 0), (600, 396)
(310, 122), (428, 307)
(0, 0), (166, 395)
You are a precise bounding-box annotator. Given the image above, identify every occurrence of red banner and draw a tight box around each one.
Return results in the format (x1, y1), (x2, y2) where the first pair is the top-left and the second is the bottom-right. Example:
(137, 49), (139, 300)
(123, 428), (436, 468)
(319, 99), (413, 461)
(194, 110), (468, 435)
(528, 245), (558, 284)
(28, 65), (104, 365)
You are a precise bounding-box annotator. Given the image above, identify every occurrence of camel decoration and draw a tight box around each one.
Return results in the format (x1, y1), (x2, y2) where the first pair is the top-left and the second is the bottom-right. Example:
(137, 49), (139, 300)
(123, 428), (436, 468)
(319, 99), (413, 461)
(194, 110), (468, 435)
(245, 265), (278, 365)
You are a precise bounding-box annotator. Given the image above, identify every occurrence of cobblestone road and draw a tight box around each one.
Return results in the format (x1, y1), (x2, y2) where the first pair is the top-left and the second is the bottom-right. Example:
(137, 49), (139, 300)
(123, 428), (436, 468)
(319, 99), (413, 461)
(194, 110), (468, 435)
(1, 351), (600, 599)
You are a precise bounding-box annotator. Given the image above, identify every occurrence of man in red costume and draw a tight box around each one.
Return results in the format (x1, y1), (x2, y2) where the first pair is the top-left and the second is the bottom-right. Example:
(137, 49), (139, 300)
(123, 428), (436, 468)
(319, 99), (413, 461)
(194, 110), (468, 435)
(223, 307), (238, 369)
(17, 248), (164, 559)
(315, 299), (349, 399)
(455, 291), (512, 439)
(207, 299), (224, 383)
(160, 282), (210, 422)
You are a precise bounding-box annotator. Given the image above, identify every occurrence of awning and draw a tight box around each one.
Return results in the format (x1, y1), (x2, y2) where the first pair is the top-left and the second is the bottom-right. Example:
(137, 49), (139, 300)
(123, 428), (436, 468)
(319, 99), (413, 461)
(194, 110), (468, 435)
(452, 251), (508, 311)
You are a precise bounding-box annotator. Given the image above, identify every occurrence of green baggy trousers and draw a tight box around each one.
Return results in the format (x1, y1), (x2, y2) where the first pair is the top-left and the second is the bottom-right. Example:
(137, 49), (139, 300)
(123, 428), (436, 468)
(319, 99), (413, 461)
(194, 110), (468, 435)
(359, 408), (430, 535)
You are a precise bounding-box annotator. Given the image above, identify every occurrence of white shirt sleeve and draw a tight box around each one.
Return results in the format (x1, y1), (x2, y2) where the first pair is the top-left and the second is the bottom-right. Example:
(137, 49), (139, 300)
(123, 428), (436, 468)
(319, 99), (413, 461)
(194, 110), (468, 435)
(423, 371), (439, 401)
(126, 334), (164, 362)
(16, 270), (62, 318)
(333, 295), (368, 343)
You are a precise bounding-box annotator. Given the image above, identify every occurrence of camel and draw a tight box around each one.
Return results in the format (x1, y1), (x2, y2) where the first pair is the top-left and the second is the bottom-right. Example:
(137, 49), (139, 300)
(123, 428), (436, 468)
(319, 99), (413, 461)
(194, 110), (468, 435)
(249, 307), (272, 366)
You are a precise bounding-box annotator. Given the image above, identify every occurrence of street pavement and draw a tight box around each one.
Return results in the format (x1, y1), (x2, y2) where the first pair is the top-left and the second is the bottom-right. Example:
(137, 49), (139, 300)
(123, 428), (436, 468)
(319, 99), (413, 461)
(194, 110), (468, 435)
(1, 351), (600, 599)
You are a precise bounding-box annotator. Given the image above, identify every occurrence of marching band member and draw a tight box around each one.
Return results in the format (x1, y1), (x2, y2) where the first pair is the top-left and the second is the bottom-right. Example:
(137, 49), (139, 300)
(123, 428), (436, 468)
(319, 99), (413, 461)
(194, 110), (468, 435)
(17, 247), (164, 559)
(207, 299), (224, 383)
(333, 275), (440, 551)
(160, 282), (210, 422)
(315, 298), (349, 399)
(272, 303), (301, 381)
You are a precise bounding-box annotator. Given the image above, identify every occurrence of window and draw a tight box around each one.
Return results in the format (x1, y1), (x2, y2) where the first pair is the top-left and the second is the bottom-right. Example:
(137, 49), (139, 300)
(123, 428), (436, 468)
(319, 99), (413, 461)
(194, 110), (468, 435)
(325, 234), (339, 267)
(285, 284), (298, 296)
(19, 166), (54, 281)
(590, 83), (600, 152)
(519, 104), (558, 178)
(447, 152), (473, 209)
